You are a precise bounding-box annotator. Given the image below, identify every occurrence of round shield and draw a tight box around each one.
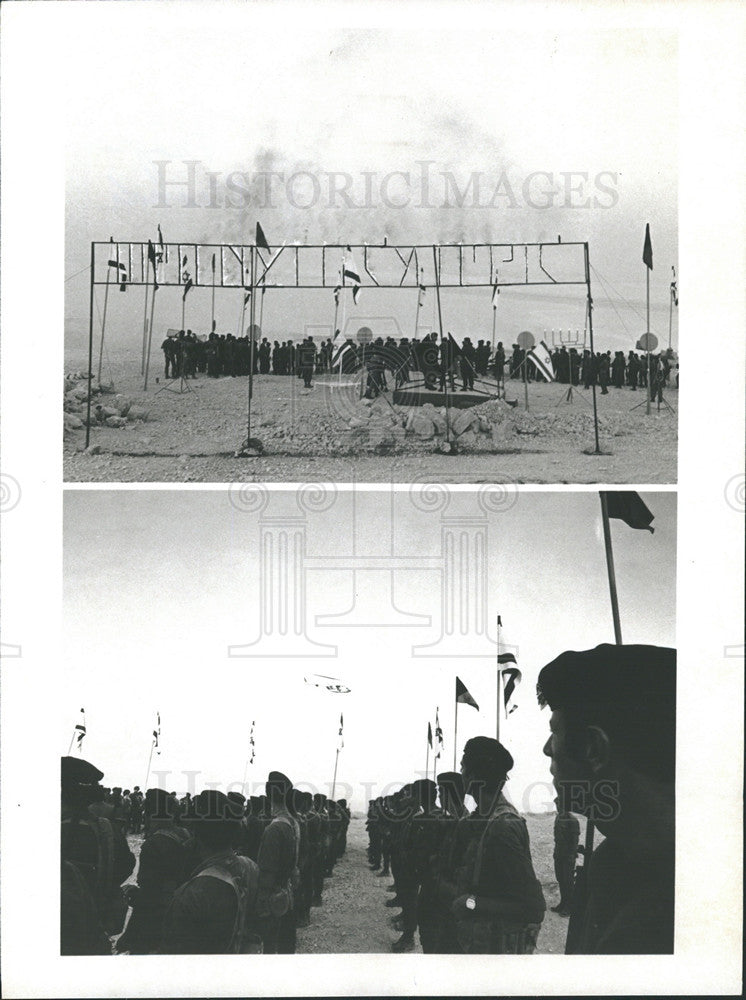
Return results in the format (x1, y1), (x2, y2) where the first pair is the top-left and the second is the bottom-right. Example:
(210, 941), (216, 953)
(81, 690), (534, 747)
(356, 326), (373, 344)
(517, 330), (535, 349)
(638, 333), (658, 352)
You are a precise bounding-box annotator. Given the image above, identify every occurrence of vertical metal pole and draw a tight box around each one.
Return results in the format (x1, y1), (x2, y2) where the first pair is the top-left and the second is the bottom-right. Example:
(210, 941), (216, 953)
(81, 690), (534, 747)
(85, 243), (95, 448)
(453, 699), (458, 771)
(141, 253), (150, 375)
(97, 241), (113, 385)
(432, 246), (449, 444)
(211, 255), (216, 333)
(523, 354), (529, 410)
(247, 245), (256, 443)
(331, 747), (340, 799)
(496, 616), (501, 742)
(646, 267), (651, 416)
(599, 492), (623, 644)
(144, 740), (156, 790)
(425, 739), (430, 779)
(584, 243), (601, 453)
(143, 281), (157, 391)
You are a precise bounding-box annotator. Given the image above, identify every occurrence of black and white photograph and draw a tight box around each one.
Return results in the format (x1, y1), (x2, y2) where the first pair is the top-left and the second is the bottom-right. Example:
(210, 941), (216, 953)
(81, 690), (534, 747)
(0, 1), (744, 998)
(60, 488), (676, 957)
(60, 4), (680, 484)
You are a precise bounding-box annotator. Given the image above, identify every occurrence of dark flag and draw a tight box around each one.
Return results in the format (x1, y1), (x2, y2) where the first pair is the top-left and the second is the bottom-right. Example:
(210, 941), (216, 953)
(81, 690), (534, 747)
(455, 677), (479, 711)
(427, 722), (433, 748)
(183, 277), (193, 301)
(497, 652), (517, 664)
(147, 240), (159, 289)
(157, 224), (166, 262)
(643, 223), (653, 270)
(75, 708), (86, 748)
(256, 222), (271, 253)
(501, 667), (522, 714)
(338, 713), (344, 750)
(671, 266), (678, 306)
(603, 491), (655, 533)
(447, 332), (462, 356)
(108, 257), (128, 293)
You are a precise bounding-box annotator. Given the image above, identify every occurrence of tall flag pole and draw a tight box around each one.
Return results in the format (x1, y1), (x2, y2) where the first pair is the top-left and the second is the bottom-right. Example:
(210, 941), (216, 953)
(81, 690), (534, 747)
(491, 272), (499, 352)
(454, 677), (479, 768)
(331, 713), (344, 798)
(68, 707), (86, 755)
(426, 721), (433, 777)
(642, 223), (654, 415)
(433, 708), (444, 781)
(432, 245), (451, 448)
(243, 720), (256, 793)
(211, 253), (217, 333)
(97, 237), (115, 387)
(415, 268), (426, 340)
(668, 265), (677, 350)
(496, 616), (503, 741)
(143, 240), (159, 391)
(599, 490), (655, 644)
(144, 711), (160, 789)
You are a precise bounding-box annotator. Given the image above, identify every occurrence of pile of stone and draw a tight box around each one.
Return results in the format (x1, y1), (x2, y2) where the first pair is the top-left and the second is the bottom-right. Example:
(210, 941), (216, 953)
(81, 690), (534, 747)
(63, 374), (151, 434)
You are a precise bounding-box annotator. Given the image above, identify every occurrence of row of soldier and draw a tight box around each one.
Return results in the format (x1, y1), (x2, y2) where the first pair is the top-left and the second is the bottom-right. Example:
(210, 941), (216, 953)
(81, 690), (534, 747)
(61, 761), (350, 955)
(368, 643), (676, 955)
(160, 330), (678, 396)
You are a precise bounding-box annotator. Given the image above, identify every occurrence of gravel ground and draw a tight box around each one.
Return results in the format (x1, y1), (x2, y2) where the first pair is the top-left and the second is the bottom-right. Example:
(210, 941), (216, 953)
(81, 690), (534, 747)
(120, 814), (575, 955)
(64, 359), (677, 484)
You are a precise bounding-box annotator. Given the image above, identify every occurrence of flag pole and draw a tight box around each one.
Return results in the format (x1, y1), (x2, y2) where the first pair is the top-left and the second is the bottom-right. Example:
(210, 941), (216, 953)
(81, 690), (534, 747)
(646, 264), (651, 416)
(668, 269), (674, 351)
(496, 616), (501, 739)
(331, 747), (340, 799)
(85, 242), (95, 449)
(143, 277), (157, 391)
(97, 239), (113, 386)
(414, 268), (423, 340)
(599, 493), (623, 645)
(584, 242), (601, 453)
(144, 737), (156, 790)
(425, 734), (430, 780)
(211, 254), (216, 333)
(141, 249), (150, 376)
(432, 246), (450, 446)
(453, 696), (458, 770)
(247, 245), (256, 443)
(67, 728), (77, 755)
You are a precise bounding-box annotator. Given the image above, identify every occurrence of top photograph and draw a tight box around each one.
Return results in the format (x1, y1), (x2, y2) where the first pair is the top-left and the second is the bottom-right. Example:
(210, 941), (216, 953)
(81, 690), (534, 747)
(63, 10), (678, 484)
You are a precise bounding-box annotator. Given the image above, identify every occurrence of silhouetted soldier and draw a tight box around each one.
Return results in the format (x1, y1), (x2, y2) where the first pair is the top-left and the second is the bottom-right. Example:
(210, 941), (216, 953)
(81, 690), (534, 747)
(257, 771), (300, 954)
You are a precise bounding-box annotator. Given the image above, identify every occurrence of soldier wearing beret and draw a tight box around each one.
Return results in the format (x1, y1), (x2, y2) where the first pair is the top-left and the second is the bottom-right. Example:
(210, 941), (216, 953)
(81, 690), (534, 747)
(116, 788), (196, 954)
(538, 643), (676, 954)
(451, 737), (546, 953)
(427, 771), (468, 953)
(256, 771), (300, 954)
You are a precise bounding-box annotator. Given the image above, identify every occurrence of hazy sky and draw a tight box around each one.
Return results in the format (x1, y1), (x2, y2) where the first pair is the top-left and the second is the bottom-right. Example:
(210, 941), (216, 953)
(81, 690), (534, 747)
(62, 4), (678, 354)
(63, 489), (676, 811)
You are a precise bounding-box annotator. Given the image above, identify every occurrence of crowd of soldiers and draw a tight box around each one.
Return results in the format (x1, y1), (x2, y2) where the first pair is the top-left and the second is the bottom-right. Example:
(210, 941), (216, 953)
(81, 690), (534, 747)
(160, 329), (678, 401)
(366, 643), (676, 955)
(61, 763), (350, 955)
(61, 643), (675, 958)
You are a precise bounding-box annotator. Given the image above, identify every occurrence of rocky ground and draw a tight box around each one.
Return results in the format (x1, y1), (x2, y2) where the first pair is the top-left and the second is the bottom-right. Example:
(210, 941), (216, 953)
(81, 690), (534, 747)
(64, 359), (677, 483)
(121, 813), (573, 955)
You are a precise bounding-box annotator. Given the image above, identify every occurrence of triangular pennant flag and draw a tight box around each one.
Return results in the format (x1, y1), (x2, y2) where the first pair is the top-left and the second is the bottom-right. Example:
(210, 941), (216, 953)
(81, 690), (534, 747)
(456, 676), (479, 711)
(501, 667), (522, 714)
(256, 222), (271, 253)
(643, 223), (653, 270)
(603, 491), (655, 533)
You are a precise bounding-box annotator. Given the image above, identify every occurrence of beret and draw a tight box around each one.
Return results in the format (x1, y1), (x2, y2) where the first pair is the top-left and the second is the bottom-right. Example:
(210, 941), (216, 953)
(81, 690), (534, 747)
(537, 644), (676, 711)
(437, 771), (465, 791)
(61, 756), (104, 788)
(462, 737), (514, 776)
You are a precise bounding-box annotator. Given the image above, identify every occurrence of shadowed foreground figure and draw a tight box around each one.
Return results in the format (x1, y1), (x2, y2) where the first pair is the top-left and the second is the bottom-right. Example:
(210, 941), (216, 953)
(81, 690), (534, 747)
(538, 643), (676, 954)
(450, 737), (545, 953)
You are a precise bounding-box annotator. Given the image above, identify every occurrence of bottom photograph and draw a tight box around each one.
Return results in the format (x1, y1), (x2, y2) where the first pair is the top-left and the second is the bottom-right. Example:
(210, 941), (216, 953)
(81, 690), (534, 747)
(61, 487), (676, 957)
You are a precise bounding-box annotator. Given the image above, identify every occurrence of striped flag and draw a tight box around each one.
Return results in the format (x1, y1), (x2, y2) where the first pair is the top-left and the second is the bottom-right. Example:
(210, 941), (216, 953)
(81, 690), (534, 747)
(338, 713), (344, 750)
(157, 224), (167, 262)
(670, 266), (678, 306)
(249, 721), (255, 764)
(456, 677), (479, 711)
(501, 667), (522, 715)
(528, 339), (555, 381)
(343, 247), (361, 304)
(491, 283), (499, 309)
(434, 708), (444, 760)
(75, 708), (86, 748)
(107, 255), (128, 292)
(153, 712), (161, 754)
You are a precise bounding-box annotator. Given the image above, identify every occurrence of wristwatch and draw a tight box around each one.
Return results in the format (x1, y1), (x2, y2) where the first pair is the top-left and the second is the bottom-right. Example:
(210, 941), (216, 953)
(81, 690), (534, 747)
(465, 895), (476, 911)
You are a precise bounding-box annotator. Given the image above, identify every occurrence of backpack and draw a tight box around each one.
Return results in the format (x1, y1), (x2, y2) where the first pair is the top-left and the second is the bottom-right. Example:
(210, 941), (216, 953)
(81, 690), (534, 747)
(194, 854), (262, 953)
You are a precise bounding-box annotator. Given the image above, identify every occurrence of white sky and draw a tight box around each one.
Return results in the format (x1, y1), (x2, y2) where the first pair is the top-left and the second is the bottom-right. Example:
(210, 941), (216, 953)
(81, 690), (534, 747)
(63, 489), (676, 811)
(60, 2), (678, 353)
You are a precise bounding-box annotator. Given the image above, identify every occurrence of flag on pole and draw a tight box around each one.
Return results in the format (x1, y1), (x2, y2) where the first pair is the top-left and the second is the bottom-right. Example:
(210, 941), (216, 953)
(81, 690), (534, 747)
(157, 224), (166, 262)
(108, 256), (128, 292)
(75, 708), (86, 748)
(153, 712), (161, 754)
(491, 283), (499, 309)
(333, 285), (341, 306)
(249, 720), (255, 764)
(434, 708), (444, 760)
(456, 677), (479, 711)
(256, 222), (271, 253)
(418, 285), (427, 308)
(642, 223), (653, 270)
(497, 651), (517, 664)
(343, 247), (361, 304)
(527, 340), (555, 381)
(603, 491), (655, 533)
(147, 240), (159, 289)
(670, 267), (678, 306)
(212, 252), (216, 273)
(428, 722), (433, 749)
(501, 667), (522, 715)
(447, 331), (462, 357)
(183, 277), (193, 301)
(338, 713), (344, 750)
(304, 673), (352, 694)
